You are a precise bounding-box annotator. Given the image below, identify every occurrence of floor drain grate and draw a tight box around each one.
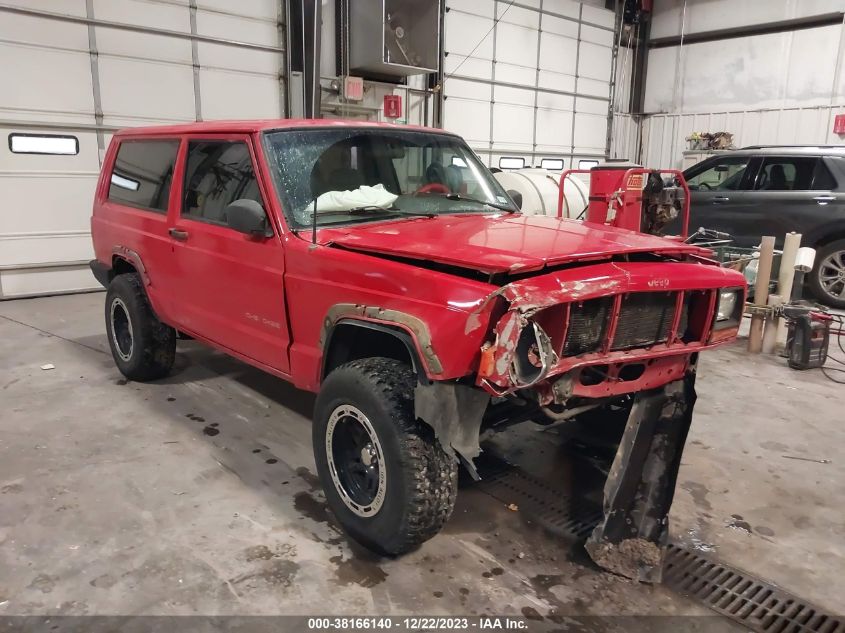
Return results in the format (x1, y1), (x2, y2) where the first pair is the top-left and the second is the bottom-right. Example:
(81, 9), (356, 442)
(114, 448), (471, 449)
(476, 465), (602, 540)
(664, 545), (843, 633)
(474, 461), (842, 632)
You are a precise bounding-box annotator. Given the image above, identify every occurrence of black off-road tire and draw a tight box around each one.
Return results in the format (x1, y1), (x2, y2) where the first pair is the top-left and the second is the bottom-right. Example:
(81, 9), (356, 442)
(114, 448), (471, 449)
(809, 239), (845, 309)
(105, 273), (176, 381)
(313, 358), (458, 556)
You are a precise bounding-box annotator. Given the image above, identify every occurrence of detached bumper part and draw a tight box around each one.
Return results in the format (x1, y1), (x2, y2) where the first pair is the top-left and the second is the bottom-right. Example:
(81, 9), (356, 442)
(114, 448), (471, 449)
(585, 369), (696, 583)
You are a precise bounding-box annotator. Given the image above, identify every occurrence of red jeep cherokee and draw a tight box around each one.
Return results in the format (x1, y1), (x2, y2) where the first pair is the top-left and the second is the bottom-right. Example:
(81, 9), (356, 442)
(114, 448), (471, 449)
(90, 120), (745, 580)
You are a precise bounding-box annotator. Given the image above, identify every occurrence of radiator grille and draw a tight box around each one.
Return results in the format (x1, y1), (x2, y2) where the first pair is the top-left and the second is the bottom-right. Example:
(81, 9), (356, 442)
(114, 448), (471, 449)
(610, 292), (677, 351)
(563, 297), (612, 356)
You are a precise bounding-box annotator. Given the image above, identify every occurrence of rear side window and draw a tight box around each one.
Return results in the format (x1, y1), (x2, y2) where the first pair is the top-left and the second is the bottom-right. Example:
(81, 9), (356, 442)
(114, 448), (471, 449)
(812, 160), (837, 190)
(108, 140), (179, 212)
(753, 156), (831, 191)
(182, 141), (263, 226)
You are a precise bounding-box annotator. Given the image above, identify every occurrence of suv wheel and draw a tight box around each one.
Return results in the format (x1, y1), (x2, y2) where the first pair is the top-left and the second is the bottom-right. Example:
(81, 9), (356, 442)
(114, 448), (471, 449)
(810, 239), (845, 309)
(105, 273), (176, 381)
(313, 358), (458, 556)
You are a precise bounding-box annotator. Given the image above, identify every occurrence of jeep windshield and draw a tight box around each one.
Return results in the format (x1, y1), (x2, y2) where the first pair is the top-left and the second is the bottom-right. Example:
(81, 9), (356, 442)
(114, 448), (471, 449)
(262, 127), (517, 228)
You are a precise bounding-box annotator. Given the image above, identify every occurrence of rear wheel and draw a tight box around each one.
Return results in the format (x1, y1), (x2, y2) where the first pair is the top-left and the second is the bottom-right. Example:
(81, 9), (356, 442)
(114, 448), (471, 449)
(809, 239), (845, 309)
(105, 273), (176, 381)
(313, 358), (458, 556)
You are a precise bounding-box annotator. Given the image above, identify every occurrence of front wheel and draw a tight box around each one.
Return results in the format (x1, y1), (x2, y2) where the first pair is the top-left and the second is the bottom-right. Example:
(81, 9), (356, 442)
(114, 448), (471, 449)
(313, 358), (458, 556)
(809, 239), (845, 309)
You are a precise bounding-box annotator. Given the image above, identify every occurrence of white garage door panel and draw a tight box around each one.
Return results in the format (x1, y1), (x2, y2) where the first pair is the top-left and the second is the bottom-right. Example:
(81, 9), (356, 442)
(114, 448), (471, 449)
(2, 176), (97, 234)
(578, 41), (612, 81)
(497, 5), (539, 29)
(199, 71), (281, 120)
(197, 0), (277, 21)
(535, 108), (574, 149)
(538, 69), (576, 93)
(444, 55), (493, 81)
(98, 57), (196, 124)
(448, 0), (495, 18)
(443, 99), (492, 145)
(1, 266), (97, 299)
(542, 14), (579, 38)
(543, 0), (581, 20)
(94, 0), (191, 33)
(494, 85), (536, 107)
(491, 103), (534, 147)
(538, 33), (578, 75)
(96, 29), (193, 65)
(494, 62), (537, 87)
(3, 0), (87, 16)
(0, 233), (95, 269)
(197, 42), (280, 75)
(0, 13), (89, 50)
(445, 11), (494, 60)
(195, 9), (278, 45)
(573, 112), (607, 152)
(0, 44), (94, 118)
(496, 23), (539, 67)
(444, 78), (492, 100)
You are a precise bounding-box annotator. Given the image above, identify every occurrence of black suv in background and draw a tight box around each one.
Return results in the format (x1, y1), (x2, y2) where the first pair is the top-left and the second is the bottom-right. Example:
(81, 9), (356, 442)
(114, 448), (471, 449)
(681, 146), (845, 308)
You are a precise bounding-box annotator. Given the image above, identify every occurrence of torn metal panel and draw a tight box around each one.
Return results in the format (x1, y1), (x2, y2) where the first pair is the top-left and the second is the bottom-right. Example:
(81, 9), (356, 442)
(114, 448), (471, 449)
(414, 381), (490, 478)
(585, 369), (697, 583)
(321, 303), (443, 374)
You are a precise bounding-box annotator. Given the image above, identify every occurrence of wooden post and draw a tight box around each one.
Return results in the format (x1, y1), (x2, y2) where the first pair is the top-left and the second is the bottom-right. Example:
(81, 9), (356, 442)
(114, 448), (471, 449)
(776, 232), (802, 347)
(748, 236), (776, 354)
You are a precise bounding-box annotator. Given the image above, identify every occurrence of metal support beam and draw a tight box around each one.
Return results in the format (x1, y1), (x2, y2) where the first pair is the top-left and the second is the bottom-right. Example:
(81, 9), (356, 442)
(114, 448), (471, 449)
(188, 0), (203, 122)
(649, 12), (845, 49)
(302, 0), (321, 118)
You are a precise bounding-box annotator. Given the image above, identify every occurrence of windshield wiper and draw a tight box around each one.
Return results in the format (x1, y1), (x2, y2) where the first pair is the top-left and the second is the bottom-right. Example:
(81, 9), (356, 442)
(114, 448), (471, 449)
(441, 193), (517, 213)
(347, 205), (435, 218)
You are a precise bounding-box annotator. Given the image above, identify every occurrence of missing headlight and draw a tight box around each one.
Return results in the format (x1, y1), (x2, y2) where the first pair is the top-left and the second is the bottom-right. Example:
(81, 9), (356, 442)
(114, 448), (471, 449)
(510, 321), (556, 387)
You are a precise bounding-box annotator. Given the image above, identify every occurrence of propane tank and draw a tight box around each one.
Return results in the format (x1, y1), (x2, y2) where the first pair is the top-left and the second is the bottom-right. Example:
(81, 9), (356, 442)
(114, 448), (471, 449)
(494, 168), (589, 218)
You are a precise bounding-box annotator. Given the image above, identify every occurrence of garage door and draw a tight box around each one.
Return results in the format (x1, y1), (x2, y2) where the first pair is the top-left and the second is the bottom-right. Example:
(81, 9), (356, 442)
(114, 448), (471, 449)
(0, 0), (285, 299)
(443, 0), (616, 171)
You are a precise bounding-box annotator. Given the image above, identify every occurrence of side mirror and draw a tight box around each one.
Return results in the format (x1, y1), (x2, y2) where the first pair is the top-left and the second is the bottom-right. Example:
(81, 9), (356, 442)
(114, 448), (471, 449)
(226, 199), (271, 237)
(507, 189), (523, 210)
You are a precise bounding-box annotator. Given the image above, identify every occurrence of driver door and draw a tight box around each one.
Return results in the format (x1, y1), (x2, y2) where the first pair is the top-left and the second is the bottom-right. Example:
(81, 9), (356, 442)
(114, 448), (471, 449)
(167, 134), (290, 373)
(685, 155), (757, 245)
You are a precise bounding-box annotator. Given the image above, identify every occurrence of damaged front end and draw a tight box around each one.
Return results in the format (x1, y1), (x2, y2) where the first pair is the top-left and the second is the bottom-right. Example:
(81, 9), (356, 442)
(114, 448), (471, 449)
(468, 261), (739, 581)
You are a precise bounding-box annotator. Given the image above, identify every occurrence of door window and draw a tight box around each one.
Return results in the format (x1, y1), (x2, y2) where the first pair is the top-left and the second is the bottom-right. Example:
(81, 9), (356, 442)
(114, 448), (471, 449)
(182, 141), (264, 226)
(108, 139), (179, 212)
(686, 156), (750, 191)
(753, 157), (831, 191)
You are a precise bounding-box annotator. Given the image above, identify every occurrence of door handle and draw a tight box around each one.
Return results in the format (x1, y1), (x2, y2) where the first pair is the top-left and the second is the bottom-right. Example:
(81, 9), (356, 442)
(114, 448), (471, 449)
(813, 195), (836, 204)
(169, 228), (189, 241)
(712, 196), (730, 203)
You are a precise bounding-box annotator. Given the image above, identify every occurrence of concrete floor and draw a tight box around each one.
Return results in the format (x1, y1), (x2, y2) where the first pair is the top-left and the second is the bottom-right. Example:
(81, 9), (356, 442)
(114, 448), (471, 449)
(0, 293), (842, 624)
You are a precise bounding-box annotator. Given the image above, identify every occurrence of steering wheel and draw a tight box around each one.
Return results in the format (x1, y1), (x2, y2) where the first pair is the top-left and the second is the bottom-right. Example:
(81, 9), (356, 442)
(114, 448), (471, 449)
(698, 182), (713, 191)
(414, 182), (450, 195)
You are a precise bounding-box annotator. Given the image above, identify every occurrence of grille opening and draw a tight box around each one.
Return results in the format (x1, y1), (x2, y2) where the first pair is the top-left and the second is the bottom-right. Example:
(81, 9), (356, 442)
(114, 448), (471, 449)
(579, 365), (609, 386)
(681, 290), (710, 343)
(611, 291), (676, 351)
(564, 297), (612, 356)
(618, 363), (645, 382)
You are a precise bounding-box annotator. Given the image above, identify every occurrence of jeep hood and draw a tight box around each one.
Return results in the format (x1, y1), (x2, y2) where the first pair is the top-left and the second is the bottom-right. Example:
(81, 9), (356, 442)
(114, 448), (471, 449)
(319, 214), (706, 274)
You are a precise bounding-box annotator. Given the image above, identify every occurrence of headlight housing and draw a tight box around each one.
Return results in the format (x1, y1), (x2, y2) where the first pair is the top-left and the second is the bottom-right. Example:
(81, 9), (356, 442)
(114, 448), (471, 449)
(713, 288), (744, 330)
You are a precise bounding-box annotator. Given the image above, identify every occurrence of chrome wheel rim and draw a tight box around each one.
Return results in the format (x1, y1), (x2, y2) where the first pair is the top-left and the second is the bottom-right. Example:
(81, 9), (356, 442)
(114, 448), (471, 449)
(325, 405), (386, 518)
(110, 297), (134, 362)
(818, 250), (845, 300)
